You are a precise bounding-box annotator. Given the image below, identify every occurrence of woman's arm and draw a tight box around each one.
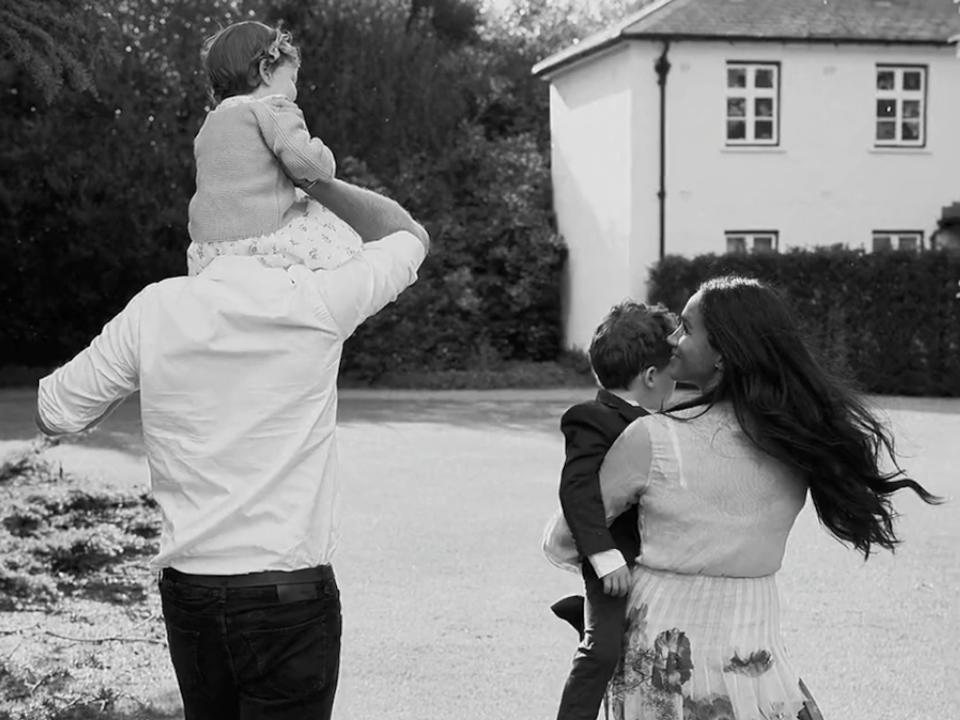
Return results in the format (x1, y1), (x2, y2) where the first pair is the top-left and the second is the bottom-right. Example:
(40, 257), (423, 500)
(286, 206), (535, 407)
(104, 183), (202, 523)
(598, 417), (654, 522)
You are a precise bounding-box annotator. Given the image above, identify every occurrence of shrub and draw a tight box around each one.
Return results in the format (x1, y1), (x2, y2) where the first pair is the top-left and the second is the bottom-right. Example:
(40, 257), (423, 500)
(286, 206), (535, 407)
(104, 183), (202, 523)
(0, 454), (161, 609)
(648, 247), (960, 397)
(0, 0), (570, 379)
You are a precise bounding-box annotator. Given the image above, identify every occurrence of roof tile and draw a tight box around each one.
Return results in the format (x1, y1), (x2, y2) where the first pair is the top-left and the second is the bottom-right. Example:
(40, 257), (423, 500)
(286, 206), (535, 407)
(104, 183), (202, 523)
(624, 0), (960, 42)
(533, 0), (960, 77)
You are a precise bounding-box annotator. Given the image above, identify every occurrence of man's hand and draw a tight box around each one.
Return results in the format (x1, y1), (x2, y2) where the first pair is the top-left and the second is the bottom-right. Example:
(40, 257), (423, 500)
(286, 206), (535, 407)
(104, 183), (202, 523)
(601, 564), (632, 597)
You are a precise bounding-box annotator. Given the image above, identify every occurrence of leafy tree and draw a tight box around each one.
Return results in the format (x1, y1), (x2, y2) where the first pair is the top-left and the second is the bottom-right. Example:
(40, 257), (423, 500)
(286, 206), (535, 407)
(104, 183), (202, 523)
(0, 0), (634, 375)
(0, 0), (118, 102)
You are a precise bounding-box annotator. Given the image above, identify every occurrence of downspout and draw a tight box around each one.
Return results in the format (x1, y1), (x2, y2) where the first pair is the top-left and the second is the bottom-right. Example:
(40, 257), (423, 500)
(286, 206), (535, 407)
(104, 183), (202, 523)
(654, 41), (671, 260)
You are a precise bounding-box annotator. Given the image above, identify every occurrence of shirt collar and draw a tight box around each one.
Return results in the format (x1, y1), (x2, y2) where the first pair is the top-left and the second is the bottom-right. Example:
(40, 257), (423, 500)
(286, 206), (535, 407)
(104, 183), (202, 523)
(199, 256), (280, 281)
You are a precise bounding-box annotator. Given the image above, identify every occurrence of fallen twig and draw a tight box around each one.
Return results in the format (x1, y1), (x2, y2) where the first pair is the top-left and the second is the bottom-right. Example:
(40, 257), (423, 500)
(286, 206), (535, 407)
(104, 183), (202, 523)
(43, 629), (167, 646)
(3, 640), (23, 662)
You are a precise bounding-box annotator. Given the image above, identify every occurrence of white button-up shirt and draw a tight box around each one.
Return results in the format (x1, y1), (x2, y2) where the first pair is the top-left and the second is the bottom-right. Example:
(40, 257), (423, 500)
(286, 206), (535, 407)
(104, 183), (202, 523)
(38, 232), (425, 574)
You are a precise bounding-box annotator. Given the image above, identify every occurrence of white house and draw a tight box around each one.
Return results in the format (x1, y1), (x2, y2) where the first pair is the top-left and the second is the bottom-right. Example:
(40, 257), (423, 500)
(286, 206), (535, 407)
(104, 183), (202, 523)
(532, 0), (960, 350)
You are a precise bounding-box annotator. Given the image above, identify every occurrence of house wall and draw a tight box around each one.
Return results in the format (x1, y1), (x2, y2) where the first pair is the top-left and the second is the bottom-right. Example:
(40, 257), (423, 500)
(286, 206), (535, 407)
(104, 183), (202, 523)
(664, 41), (960, 259)
(546, 40), (960, 349)
(547, 43), (662, 352)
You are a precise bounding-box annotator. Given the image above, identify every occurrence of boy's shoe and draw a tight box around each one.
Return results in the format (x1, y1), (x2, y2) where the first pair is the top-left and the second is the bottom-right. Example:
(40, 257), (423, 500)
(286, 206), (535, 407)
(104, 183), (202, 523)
(550, 594), (585, 640)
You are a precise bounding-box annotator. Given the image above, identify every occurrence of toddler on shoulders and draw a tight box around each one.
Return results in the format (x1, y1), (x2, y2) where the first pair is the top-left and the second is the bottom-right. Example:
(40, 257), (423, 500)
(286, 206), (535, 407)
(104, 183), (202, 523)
(187, 21), (360, 275)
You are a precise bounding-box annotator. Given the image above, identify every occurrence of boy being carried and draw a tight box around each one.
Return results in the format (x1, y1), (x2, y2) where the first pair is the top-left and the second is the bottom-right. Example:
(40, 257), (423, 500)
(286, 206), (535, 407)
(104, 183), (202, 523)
(545, 301), (677, 720)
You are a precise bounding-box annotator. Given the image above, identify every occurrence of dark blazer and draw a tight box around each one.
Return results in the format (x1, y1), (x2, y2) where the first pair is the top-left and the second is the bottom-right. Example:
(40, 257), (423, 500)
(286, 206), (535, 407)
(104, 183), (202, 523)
(558, 389), (647, 561)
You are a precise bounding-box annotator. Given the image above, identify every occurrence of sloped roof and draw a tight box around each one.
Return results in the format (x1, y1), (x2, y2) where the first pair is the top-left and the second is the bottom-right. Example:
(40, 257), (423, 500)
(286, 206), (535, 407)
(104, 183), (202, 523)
(533, 0), (960, 78)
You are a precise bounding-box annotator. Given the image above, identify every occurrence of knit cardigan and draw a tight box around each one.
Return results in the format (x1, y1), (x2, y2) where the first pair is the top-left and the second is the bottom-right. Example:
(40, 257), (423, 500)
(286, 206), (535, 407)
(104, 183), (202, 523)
(188, 95), (336, 244)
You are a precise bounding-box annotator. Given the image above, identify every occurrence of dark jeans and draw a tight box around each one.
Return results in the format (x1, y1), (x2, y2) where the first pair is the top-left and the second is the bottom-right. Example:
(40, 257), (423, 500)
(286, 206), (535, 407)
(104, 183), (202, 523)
(556, 560), (628, 720)
(159, 565), (342, 720)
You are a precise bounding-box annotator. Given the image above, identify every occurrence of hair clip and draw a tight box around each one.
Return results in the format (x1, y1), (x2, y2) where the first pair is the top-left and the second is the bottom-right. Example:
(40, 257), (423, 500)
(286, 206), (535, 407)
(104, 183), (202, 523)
(262, 28), (294, 65)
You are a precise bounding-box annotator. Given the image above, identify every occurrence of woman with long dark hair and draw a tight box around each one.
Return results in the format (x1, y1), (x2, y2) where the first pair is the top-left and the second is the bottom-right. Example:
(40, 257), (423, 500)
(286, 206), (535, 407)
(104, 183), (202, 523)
(545, 275), (940, 720)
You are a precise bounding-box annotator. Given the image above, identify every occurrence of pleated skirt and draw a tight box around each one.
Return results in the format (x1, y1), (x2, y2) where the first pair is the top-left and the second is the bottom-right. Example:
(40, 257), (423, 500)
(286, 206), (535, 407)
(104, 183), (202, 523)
(607, 567), (823, 720)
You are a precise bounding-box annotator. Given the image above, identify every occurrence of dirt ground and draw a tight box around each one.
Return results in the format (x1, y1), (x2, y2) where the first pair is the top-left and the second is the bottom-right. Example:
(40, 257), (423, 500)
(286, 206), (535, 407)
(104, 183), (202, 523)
(0, 388), (957, 720)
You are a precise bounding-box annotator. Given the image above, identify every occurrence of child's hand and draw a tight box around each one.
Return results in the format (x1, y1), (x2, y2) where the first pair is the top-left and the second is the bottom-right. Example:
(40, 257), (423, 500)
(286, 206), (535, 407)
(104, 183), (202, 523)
(601, 564), (632, 597)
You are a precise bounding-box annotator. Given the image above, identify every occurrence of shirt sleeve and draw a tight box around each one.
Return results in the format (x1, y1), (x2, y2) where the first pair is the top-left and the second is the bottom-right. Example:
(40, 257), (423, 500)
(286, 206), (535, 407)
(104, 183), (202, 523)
(254, 97), (336, 186)
(300, 230), (426, 337)
(36, 289), (145, 434)
(598, 417), (654, 523)
(589, 549), (627, 578)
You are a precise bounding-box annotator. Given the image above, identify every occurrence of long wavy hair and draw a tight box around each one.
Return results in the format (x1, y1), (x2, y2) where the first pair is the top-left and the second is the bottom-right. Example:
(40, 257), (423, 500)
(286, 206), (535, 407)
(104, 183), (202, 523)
(669, 275), (941, 557)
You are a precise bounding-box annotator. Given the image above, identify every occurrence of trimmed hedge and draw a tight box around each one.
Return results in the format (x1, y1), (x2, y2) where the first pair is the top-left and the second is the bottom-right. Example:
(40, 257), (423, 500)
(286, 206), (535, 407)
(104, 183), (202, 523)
(648, 248), (960, 397)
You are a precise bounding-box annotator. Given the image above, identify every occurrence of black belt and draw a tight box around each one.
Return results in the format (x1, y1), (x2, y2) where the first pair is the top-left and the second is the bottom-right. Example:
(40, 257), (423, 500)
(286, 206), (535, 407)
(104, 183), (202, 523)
(162, 564), (333, 588)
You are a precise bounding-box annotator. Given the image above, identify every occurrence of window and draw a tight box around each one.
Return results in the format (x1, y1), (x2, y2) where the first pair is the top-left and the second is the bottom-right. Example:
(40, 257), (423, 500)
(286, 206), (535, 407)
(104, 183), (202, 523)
(725, 231), (779, 254)
(871, 230), (922, 252)
(725, 62), (779, 145)
(875, 66), (926, 147)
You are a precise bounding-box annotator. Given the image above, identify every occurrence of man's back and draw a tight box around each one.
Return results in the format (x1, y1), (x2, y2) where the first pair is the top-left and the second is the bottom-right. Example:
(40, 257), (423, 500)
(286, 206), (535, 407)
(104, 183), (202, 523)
(39, 230), (426, 575)
(138, 257), (348, 574)
(36, 176), (429, 720)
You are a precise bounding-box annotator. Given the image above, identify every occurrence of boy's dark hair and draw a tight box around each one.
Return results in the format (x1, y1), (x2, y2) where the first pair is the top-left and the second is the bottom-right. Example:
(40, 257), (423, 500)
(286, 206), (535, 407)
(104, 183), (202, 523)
(201, 21), (300, 103)
(588, 301), (677, 390)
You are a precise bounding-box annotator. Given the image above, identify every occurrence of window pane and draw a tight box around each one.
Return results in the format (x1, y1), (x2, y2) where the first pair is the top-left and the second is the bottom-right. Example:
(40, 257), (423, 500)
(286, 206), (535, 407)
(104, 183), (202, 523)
(753, 236), (774, 253)
(727, 97), (746, 117)
(876, 121), (896, 140)
(755, 97), (774, 117)
(898, 236), (918, 251)
(755, 120), (774, 140)
(876, 99), (896, 118)
(902, 120), (921, 140)
(872, 235), (893, 252)
(903, 100), (921, 119)
(727, 120), (746, 140)
(727, 67), (747, 88)
(755, 68), (774, 88)
(903, 71), (922, 91)
(726, 236), (747, 253)
(876, 70), (895, 90)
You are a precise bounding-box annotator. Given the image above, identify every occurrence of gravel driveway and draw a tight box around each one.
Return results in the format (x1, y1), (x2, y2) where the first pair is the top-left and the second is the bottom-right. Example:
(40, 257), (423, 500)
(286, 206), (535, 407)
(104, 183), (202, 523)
(1, 388), (957, 720)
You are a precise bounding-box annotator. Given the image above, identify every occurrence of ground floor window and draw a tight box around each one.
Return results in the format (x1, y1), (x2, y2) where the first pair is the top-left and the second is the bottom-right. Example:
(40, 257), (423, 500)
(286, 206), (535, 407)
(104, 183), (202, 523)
(725, 230), (779, 254)
(871, 230), (922, 252)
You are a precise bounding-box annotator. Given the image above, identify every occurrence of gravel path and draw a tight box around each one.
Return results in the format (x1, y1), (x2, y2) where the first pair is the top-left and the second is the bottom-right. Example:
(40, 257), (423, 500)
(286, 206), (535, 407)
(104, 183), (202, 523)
(0, 388), (957, 720)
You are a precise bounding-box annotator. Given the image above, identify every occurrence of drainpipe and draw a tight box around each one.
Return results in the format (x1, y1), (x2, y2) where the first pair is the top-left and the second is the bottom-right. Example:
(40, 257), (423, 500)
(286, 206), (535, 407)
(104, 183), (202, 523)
(654, 41), (671, 260)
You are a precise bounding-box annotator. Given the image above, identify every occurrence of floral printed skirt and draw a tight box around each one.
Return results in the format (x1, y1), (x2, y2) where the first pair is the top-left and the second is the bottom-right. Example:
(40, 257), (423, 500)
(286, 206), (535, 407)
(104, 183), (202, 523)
(186, 197), (363, 276)
(608, 567), (823, 720)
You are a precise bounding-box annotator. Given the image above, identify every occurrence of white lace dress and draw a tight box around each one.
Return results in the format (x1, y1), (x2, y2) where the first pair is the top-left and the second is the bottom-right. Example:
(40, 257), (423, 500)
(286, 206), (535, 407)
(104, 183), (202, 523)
(187, 193), (361, 275)
(543, 404), (824, 720)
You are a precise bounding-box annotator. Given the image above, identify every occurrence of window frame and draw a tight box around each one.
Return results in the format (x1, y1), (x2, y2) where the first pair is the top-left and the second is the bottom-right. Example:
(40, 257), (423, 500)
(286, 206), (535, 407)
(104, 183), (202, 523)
(724, 230), (780, 254)
(874, 64), (928, 148)
(871, 230), (924, 252)
(724, 61), (781, 147)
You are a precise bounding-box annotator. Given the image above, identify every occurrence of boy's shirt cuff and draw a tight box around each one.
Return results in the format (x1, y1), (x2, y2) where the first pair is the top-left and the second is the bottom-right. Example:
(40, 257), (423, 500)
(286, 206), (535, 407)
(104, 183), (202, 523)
(589, 549), (627, 578)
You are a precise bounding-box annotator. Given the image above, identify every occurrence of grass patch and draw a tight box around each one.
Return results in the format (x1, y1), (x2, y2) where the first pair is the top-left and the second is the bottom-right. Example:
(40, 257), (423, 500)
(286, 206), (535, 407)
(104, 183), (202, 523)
(0, 440), (175, 720)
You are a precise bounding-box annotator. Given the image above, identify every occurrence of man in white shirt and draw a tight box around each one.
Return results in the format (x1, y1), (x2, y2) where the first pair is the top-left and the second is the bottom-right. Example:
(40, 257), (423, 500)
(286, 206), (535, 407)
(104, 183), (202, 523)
(36, 179), (429, 720)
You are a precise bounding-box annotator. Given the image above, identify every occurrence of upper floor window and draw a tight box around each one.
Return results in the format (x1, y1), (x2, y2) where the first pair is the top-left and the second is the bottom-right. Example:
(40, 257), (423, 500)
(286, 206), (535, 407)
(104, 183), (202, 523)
(875, 66), (926, 147)
(725, 62), (779, 146)
(871, 230), (922, 252)
(726, 231), (779, 254)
